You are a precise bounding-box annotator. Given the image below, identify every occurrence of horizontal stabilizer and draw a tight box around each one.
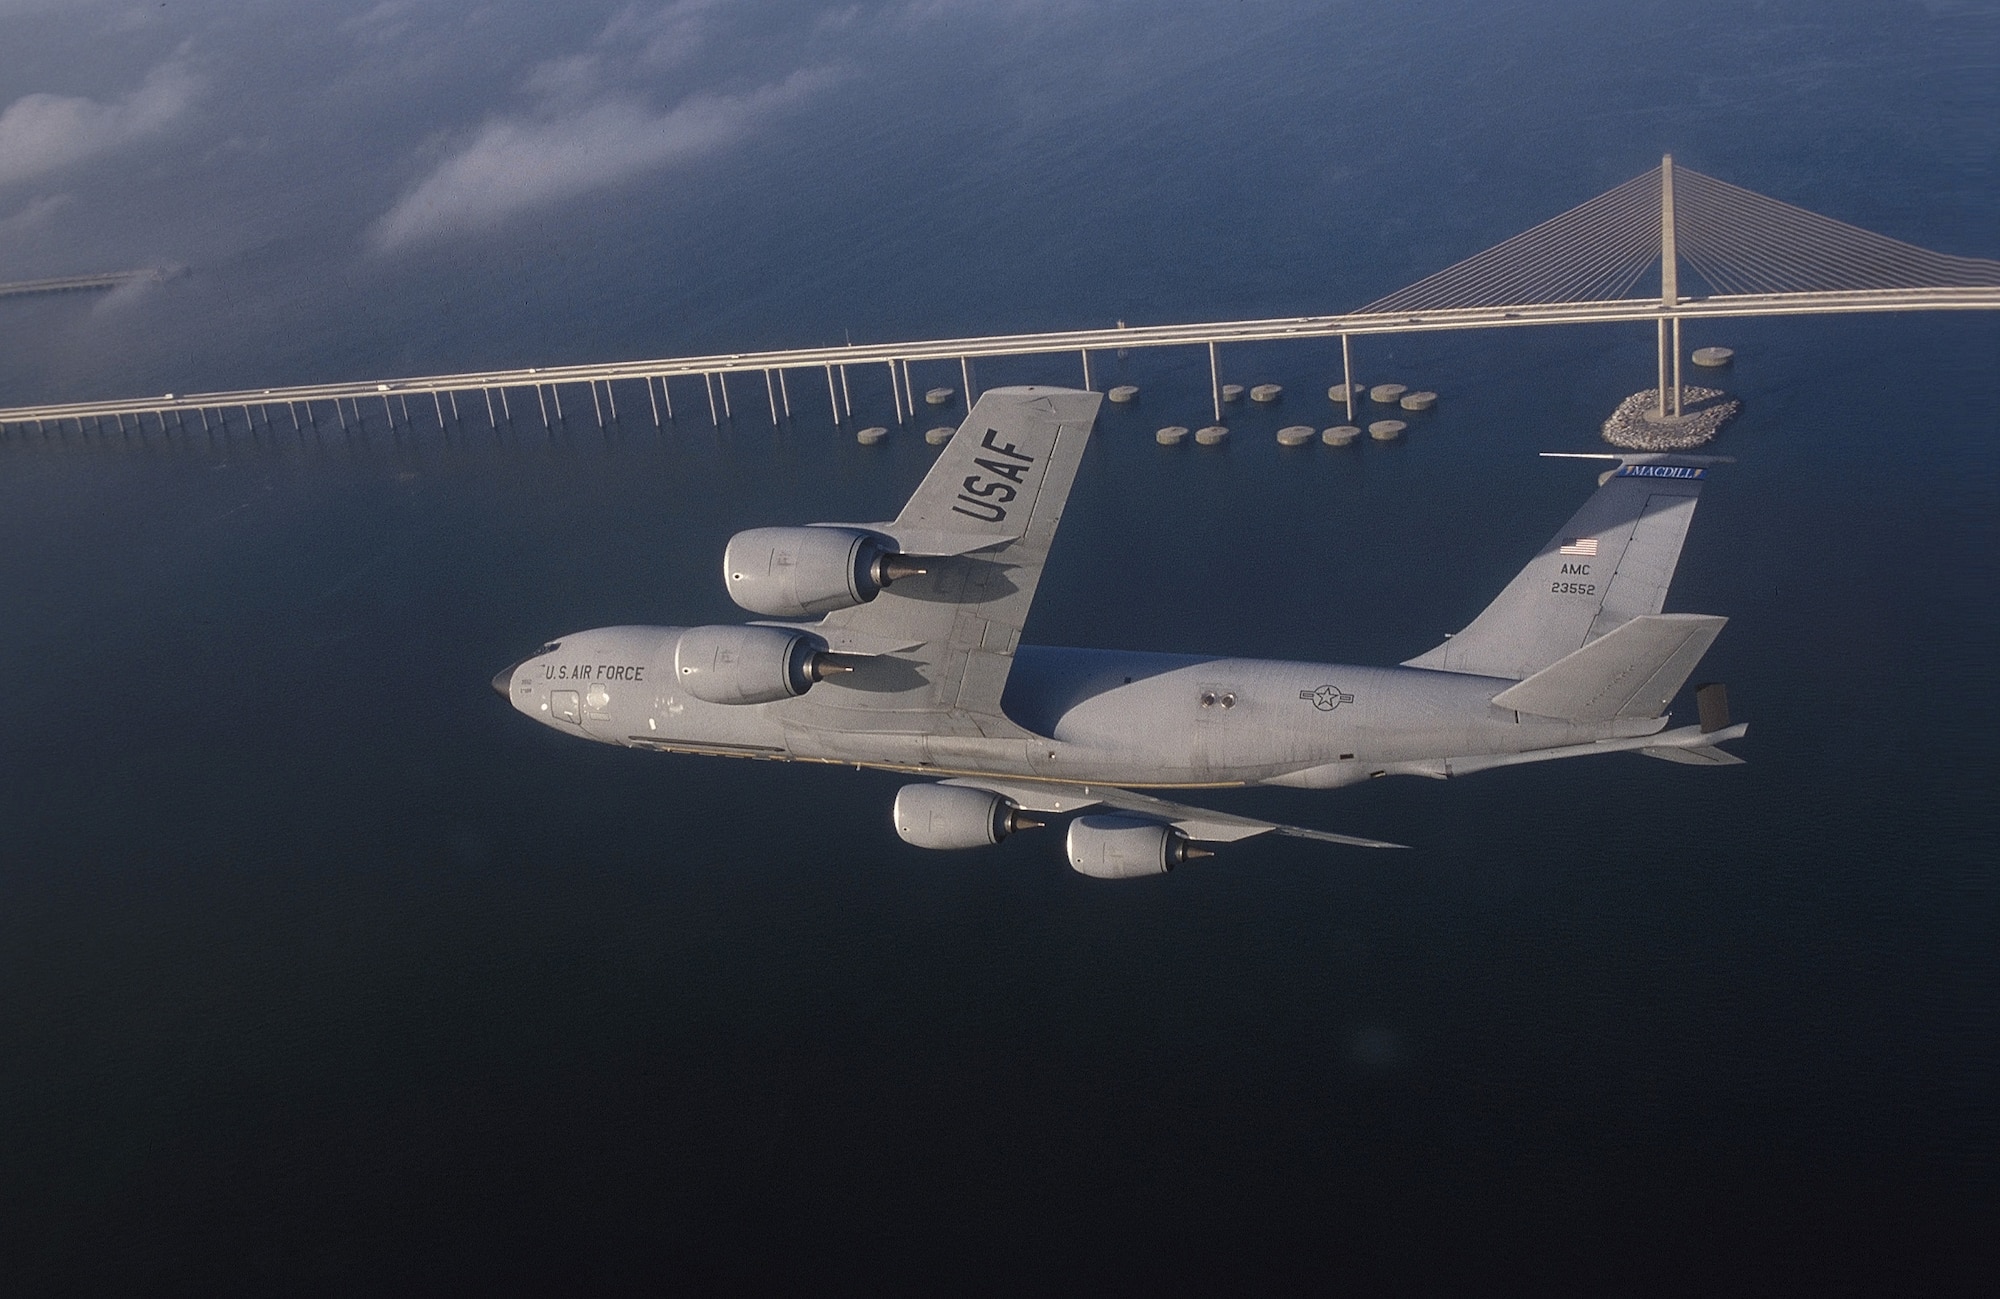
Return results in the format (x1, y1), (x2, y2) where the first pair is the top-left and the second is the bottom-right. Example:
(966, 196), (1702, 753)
(1491, 613), (1726, 722)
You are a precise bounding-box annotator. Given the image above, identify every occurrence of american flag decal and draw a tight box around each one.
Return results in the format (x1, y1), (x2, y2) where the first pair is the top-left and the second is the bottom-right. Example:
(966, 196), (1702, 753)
(1559, 537), (1598, 557)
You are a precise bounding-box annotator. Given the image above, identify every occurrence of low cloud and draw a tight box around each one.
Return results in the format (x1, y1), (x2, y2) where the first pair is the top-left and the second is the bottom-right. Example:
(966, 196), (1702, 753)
(600, 0), (731, 70)
(0, 58), (199, 188)
(370, 66), (833, 251)
(0, 191), (71, 236)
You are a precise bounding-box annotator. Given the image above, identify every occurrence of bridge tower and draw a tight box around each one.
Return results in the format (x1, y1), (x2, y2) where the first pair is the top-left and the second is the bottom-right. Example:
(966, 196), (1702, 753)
(1658, 154), (1683, 420)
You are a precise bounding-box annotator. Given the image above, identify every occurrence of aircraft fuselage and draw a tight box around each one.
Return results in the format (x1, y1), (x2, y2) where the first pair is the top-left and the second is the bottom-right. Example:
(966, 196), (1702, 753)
(497, 628), (1667, 790)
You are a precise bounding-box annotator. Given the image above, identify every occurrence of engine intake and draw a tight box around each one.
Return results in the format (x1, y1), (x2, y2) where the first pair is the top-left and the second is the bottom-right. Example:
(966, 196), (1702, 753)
(1065, 815), (1210, 878)
(724, 526), (928, 618)
(893, 784), (1041, 850)
(672, 624), (852, 705)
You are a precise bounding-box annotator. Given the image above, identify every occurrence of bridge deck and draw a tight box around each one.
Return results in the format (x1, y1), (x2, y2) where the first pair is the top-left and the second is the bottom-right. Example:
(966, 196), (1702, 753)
(0, 270), (163, 302)
(2, 286), (1995, 430)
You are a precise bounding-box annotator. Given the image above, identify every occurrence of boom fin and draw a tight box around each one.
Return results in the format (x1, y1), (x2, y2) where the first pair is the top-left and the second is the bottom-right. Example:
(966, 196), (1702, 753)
(1405, 456), (1719, 680)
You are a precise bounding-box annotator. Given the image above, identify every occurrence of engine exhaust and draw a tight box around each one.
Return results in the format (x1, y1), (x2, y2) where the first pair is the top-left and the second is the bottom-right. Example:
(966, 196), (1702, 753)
(873, 553), (931, 585)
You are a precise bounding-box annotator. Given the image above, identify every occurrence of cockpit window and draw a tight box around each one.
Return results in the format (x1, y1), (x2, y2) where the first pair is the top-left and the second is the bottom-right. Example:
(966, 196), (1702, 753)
(541, 641), (563, 654)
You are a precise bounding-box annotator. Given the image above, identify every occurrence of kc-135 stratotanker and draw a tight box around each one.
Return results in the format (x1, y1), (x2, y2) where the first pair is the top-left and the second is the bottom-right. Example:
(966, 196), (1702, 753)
(494, 387), (1745, 876)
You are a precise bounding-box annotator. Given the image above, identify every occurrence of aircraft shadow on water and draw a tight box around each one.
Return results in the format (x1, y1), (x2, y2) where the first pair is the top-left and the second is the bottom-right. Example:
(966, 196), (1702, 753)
(493, 387), (1744, 876)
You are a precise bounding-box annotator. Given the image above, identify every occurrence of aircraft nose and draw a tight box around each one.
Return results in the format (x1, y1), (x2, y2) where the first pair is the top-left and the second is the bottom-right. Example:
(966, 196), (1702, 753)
(492, 660), (524, 698)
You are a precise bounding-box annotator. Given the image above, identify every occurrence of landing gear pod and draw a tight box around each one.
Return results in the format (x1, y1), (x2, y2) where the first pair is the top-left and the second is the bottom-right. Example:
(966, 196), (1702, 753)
(1065, 815), (1211, 878)
(893, 784), (1041, 850)
(672, 624), (853, 705)
(723, 527), (928, 618)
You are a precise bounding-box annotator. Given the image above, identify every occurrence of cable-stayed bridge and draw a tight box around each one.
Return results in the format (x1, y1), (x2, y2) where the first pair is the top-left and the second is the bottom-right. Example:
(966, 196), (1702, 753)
(2, 157), (1995, 439)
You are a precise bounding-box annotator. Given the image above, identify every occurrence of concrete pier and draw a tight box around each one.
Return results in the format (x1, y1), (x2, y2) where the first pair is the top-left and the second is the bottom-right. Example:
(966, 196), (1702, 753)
(1601, 386), (1737, 449)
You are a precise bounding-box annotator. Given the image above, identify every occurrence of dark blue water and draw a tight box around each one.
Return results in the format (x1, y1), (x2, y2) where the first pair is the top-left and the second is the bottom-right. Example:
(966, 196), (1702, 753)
(2, 2), (1995, 1292)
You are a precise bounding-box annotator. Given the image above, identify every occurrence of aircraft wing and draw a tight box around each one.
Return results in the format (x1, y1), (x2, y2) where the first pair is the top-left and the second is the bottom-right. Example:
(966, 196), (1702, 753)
(944, 778), (1409, 850)
(786, 387), (1101, 738)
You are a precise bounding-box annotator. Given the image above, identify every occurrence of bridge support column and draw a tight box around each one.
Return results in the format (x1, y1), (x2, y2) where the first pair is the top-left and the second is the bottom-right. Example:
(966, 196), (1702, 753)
(1081, 348), (1092, 392)
(1208, 341), (1222, 422)
(961, 356), (974, 407)
(1341, 333), (1354, 421)
(1657, 316), (1670, 419)
(1671, 316), (1683, 417)
(826, 365), (840, 425)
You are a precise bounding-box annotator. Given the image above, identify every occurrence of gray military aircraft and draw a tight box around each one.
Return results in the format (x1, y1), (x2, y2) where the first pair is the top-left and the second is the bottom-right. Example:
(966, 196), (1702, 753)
(493, 386), (1745, 876)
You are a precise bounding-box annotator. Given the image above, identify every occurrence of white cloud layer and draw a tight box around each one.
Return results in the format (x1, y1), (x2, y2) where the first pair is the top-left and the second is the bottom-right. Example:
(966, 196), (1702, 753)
(371, 65), (833, 251)
(0, 58), (198, 188)
(0, 191), (70, 236)
(600, 0), (731, 70)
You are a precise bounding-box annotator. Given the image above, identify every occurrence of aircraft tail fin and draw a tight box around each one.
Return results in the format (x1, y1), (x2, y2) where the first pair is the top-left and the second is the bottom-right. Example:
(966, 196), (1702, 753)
(1404, 456), (1718, 680)
(1490, 612), (1726, 722)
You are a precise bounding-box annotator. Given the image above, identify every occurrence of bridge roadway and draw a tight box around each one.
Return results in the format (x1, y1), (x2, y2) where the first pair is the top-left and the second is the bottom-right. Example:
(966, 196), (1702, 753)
(0, 270), (164, 301)
(2, 285), (1997, 432)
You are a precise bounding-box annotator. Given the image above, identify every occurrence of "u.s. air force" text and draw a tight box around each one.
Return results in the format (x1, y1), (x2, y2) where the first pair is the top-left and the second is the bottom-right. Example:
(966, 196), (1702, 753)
(544, 662), (646, 682)
(950, 427), (1038, 522)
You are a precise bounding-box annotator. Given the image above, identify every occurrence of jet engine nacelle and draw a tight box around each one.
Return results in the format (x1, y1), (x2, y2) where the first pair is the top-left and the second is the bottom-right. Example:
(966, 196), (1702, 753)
(893, 783), (1040, 850)
(672, 624), (850, 705)
(723, 526), (927, 618)
(1065, 814), (1205, 878)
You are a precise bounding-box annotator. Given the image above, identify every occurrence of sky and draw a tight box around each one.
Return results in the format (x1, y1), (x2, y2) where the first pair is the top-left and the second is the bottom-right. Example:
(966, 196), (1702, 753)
(1, 0), (1994, 404)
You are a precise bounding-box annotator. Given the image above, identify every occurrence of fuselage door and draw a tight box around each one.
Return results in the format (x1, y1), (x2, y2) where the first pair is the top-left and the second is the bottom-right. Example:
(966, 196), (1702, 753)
(550, 689), (581, 725)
